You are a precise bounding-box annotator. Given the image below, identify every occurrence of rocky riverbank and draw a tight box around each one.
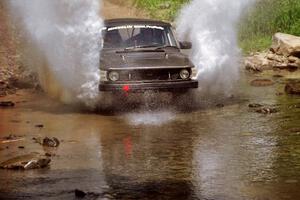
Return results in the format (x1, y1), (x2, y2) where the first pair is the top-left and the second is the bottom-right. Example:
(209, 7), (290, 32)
(245, 33), (300, 73)
(244, 32), (300, 95)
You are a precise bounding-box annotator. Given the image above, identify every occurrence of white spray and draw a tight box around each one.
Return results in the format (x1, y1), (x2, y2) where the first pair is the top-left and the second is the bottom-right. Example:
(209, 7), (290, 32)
(8, 0), (103, 107)
(176, 0), (255, 95)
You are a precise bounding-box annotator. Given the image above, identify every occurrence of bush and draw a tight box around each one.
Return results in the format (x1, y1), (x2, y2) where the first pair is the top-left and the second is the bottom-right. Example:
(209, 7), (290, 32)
(134, 0), (189, 21)
(239, 0), (300, 53)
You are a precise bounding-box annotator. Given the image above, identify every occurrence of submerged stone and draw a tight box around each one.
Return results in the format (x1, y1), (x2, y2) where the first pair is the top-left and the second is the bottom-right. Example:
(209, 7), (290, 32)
(0, 154), (51, 170)
(250, 79), (274, 87)
(32, 137), (60, 147)
(35, 124), (44, 128)
(0, 134), (24, 144)
(75, 189), (87, 198)
(255, 107), (279, 114)
(43, 137), (60, 147)
(285, 82), (300, 95)
(0, 101), (15, 107)
(248, 103), (263, 108)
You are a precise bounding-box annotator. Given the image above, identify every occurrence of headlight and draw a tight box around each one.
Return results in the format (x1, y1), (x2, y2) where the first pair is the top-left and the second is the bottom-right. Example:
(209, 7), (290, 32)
(108, 71), (120, 81)
(179, 69), (190, 80)
(100, 70), (108, 81)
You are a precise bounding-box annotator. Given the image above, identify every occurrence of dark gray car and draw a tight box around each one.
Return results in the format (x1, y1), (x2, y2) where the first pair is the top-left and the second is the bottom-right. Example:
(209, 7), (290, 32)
(99, 18), (198, 93)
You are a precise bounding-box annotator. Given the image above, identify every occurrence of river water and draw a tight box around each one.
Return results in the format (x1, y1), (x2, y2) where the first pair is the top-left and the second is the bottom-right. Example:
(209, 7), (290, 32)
(0, 71), (300, 200)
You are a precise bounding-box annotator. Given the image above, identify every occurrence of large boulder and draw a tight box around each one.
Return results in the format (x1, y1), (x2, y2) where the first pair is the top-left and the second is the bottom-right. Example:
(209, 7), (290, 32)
(271, 33), (300, 57)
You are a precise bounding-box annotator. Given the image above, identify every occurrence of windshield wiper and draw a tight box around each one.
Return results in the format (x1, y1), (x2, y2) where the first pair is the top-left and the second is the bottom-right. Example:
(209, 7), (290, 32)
(124, 44), (162, 50)
(155, 45), (179, 50)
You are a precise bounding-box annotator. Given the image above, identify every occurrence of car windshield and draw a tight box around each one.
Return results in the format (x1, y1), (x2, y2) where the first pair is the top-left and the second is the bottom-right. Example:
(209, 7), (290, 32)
(102, 25), (178, 49)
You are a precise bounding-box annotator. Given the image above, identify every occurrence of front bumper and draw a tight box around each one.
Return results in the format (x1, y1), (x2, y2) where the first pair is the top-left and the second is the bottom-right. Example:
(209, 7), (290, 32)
(99, 80), (198, 92)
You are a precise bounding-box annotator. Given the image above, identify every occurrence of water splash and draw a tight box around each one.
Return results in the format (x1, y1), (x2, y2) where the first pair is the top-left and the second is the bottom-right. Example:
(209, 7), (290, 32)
(176, 0), (255, 95)
(8, 0), (103, 107)
(125, 111), (175, 126)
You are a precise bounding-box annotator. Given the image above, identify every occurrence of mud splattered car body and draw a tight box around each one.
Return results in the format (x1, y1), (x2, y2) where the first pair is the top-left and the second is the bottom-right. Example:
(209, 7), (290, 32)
(99, 18), (198, 92)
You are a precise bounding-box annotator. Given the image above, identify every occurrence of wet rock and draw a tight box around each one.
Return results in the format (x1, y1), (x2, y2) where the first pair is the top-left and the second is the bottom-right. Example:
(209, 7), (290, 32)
(288, 103), (300, 109)
(0, 154), (51, 170)
(287, 63), (300, 71)
(74, 189), (101, 199)
(288, 127), (300, 133)
(33, 136), (60, 147)
(285, 81), (300, 95)
(248, 103), (263, 108)
(35, 124), (44, 128)
(267, 53), (286, 63)
(216, 103), (224, 108)
(45, 152), (54, 157)
(245, 33), (300, 73)
(0, 81), (17, 97)
(244, 53), (271, 72)
(250, 79), (274, 87)
(75, 189), (87, 198)
(271, 33), (300, 57)
(288, 56), (300, 63)
(255, 107), (279, 114)
(0, 101), (15, 107)
(103, 193), (114, 199)
(273, 74), (284, 78)
(3, 134), (19, 140)
(273, 63), (299, 72)
(249, 103), (279, 114)
(32, 137), (43, 145)
(43, 137), (60, 147)
(1, 134), (24, 144)
(272, 63), (288, 69)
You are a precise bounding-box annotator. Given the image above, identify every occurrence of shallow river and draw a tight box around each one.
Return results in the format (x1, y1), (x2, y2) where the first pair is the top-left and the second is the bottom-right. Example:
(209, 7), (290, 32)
(0, 71), (300, 200)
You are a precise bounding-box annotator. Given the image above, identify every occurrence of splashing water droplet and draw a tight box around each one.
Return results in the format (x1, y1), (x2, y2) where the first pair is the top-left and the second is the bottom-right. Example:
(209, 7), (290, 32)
(8, 0), (104, 108)
(176, 0), (255, 95)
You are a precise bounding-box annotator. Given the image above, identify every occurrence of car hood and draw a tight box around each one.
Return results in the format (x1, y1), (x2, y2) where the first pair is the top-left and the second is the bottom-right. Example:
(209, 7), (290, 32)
(100, 48), (191, 70)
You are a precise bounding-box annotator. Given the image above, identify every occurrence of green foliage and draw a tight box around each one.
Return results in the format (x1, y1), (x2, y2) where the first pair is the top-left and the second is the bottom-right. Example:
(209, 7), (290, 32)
(238, 35), (272, 54)
(239, 0), (300, 53)
(135, 0), (300, 53)
(134, 0), (189, 21)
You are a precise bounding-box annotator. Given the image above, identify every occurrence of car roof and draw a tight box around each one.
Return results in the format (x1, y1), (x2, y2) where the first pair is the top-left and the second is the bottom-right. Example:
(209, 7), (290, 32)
(104, 18), (171, 27)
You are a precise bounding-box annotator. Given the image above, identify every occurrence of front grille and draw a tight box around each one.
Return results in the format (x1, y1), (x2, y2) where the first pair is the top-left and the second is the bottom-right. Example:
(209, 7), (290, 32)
(115, 68), (190, 81)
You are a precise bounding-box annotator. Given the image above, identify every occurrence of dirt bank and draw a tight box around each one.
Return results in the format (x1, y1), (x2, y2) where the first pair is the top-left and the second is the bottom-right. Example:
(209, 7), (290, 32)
(101, 0), (148, 19)
(0, 2), (19, 96)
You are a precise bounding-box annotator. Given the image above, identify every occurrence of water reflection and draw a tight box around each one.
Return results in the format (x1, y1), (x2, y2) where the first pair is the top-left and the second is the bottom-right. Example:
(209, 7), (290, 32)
(0, 84), (300, 199)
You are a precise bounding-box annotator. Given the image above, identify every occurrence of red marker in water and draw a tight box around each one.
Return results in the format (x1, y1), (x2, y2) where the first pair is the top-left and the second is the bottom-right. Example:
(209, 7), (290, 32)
(123, 136), (132, 159)
(123, 85), (130, 92)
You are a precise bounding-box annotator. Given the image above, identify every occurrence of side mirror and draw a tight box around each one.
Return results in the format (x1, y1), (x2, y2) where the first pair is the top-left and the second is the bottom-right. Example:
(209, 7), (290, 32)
(179, 41), (192, 49)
